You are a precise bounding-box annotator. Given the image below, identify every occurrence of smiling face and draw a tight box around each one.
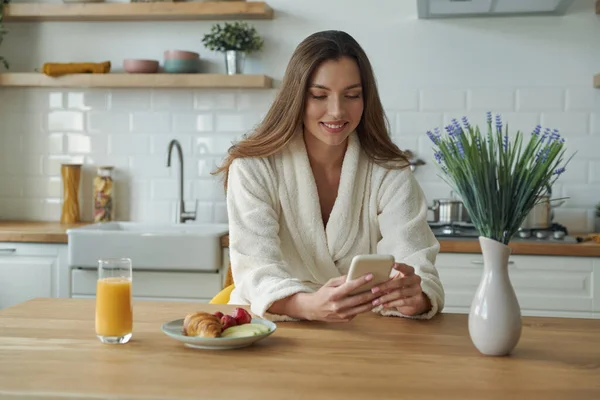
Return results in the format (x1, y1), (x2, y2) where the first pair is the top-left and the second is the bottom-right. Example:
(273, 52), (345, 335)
(303, 56), (364, 148)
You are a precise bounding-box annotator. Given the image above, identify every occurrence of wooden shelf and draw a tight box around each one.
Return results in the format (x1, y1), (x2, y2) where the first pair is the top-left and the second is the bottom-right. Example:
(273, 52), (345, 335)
(2, 2), (274, 22)
(0, 73), (273, 88)
(594, 74), (600, 88)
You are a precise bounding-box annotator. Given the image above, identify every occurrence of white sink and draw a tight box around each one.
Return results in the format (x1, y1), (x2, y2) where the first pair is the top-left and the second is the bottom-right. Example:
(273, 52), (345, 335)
(67, 222), (229, 271)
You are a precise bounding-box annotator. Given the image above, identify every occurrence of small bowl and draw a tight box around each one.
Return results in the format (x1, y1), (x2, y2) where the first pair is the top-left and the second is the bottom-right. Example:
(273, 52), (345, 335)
(164, 50), (200, 60)
(164, 58), (200, 73)
(123, 59), (159, 73)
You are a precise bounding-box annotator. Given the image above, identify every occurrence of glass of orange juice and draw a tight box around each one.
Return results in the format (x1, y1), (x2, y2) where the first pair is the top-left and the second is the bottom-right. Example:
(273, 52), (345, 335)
(95, 258), (133, 344)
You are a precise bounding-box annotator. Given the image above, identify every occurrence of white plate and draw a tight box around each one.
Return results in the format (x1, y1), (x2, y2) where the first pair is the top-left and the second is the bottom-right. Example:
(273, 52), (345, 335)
(161, 317), (277, 350)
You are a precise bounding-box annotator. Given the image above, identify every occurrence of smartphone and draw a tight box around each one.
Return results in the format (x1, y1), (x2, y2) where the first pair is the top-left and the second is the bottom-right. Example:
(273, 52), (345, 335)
(346, 254), (395, 296)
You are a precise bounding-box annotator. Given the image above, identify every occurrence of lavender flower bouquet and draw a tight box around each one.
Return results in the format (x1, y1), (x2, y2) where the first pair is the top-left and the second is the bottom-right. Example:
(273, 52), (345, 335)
(426, 112), (573, 245)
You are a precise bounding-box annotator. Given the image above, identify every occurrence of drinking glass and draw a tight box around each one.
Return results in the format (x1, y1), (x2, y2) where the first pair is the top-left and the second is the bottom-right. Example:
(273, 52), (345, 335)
(95, 258), (133, 344)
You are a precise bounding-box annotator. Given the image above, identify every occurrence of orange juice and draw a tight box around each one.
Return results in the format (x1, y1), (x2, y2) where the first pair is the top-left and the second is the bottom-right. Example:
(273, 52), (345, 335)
(95, 277), (133, 337)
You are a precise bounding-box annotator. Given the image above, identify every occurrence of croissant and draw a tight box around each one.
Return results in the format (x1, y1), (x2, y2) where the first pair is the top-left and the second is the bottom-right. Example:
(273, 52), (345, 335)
(182, 312), (222, 338)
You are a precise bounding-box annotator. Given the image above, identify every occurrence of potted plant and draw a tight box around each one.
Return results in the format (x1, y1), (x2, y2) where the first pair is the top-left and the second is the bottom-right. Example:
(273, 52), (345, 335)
(0, 0), (10, 70)
(201, 21), (264, 75)
(426, 112), (572, 356)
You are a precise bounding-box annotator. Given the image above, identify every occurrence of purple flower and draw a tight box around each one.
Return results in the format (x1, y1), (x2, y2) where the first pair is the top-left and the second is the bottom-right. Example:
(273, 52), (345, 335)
(426, 130), (439, 145)
(541, 146), (551, 162)
(461, 116), (470, 130)
(503, 134), (508, 152)
(495, 114), (502, 132)
(434, 151), (444, 164)
(548, 128), (561, 143)
(486, 111), (492, 124)
(531, 125), (541, 136)
(553, 167), (566, 176)
(457, 140), (465, 158)
(451, 118), (462, 135)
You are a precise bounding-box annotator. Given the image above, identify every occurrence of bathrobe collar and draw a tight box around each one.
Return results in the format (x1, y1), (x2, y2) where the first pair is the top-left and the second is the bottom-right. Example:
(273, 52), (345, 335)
(278, 128), (369, 281)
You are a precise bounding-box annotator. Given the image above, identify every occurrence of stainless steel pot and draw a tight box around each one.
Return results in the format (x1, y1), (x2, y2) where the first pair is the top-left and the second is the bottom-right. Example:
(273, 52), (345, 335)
(429, 198), (471, 224)
(520, 195), (565, 230)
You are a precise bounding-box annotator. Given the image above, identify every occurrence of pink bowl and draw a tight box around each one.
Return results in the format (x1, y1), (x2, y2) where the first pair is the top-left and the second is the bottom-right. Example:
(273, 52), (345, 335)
(164, 50), (200, 60)
(123, 59), (159, 73)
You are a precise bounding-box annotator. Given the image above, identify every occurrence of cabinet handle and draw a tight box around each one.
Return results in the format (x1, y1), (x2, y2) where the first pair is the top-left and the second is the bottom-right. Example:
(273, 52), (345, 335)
(0, 248), (16, 253)
(471, 260), (514, 265)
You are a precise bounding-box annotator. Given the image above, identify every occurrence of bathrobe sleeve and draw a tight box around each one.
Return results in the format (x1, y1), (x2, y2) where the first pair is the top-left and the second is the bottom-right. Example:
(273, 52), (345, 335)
(226, 157), (314, 321)
(373, 166), (445, 320)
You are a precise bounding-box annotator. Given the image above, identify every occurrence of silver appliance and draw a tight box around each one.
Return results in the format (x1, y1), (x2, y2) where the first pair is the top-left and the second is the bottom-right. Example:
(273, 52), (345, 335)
(428, 221), (577, 243)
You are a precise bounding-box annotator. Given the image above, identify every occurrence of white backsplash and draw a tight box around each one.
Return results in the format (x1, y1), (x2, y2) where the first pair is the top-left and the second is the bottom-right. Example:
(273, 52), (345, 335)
(0, 0), (599, 233)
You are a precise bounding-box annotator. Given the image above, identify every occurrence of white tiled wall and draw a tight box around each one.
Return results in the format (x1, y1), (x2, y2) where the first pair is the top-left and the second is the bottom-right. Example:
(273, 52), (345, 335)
(0, 0), (599, 233)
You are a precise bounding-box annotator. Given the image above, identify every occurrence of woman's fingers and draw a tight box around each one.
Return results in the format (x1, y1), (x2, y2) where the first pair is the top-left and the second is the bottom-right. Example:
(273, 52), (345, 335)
(335, 286), (383, 311)
(333, 273), (374, 299)
(381, 295), (420, 309)
(324, 275), (348, 288)
(393, 263), (415, 277)
(372, 273), (421, 295)
(321, 268), (425, 321)
(372, 285), (422, 306)
(332, 299), (379, 321)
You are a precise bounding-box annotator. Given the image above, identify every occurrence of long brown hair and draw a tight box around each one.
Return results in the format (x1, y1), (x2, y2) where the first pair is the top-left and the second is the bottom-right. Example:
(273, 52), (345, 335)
(213, 30), (409, 189)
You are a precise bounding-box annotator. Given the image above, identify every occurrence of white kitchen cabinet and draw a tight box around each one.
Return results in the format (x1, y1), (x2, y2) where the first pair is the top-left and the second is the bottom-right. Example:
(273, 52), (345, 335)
(0, 242), (68, 310)
(6, 239), (595, 319)
(436, 252), (600, 319)
(70, 269), (222, 303)
(68, 248), (230, 303)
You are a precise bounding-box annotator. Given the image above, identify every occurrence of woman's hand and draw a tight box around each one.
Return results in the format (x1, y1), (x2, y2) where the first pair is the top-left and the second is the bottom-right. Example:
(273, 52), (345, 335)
(370, 263), (431, 316)
(301, 274), (385, 322)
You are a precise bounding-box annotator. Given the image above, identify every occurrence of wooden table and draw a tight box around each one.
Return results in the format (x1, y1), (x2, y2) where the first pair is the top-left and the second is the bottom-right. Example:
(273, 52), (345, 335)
(1, 298), (599, 400)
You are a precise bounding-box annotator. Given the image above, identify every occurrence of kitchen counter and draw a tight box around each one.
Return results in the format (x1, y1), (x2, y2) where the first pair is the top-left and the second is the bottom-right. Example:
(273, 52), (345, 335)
(2, 221), (598, 257)
(221, 234), (600, 257)
(436, 235), (600, 257)
(1, 298), (599, 399)
(0, 220), (90, 244)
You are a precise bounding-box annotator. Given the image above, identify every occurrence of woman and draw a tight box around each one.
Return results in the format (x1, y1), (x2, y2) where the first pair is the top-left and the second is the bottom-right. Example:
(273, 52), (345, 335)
(213, 30), (444, 323)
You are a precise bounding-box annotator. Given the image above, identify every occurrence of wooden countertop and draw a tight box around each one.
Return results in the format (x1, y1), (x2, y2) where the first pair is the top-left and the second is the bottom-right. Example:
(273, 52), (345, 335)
(0, 221), (90, 244)
(437, 235), (600, 257)
(1, 298), (599, 399)
(221, 234), (600, 257)
(2, 220), (598, 257)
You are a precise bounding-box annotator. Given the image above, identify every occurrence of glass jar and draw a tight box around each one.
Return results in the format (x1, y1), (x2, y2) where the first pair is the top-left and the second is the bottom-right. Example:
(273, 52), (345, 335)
(60, 163), (82, 224)
(93, 166), (115, 223)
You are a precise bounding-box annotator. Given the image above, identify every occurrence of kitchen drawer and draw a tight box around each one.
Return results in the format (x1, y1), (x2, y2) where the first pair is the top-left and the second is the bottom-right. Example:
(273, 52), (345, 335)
(0, 242), (63, 257)
(436, 253), (594, 314)
(71, 268), (222, 300)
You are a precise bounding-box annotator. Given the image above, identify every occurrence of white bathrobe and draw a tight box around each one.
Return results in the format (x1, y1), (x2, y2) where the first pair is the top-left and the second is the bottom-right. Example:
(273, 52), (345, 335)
(226, 130), (444, 321)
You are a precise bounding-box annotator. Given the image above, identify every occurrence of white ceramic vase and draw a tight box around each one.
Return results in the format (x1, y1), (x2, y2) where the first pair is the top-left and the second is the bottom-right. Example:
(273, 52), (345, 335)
(468, 236), (522, 356)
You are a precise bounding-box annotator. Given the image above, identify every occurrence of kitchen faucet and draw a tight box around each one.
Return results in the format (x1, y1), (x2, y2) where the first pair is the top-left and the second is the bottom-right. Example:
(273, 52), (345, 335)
(165, 139), (197, 223)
